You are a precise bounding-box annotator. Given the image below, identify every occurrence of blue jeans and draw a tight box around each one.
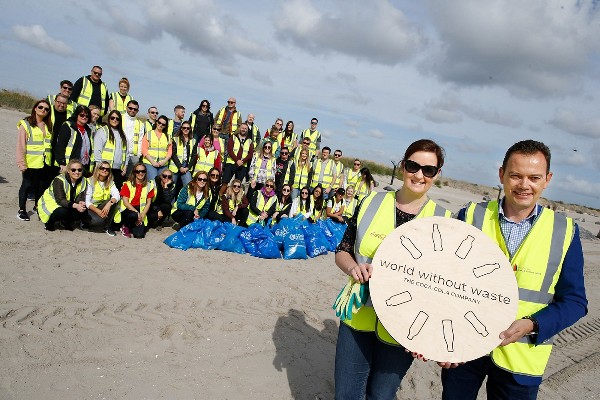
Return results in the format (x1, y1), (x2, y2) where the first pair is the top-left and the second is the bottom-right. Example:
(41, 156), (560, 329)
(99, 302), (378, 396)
(334, 322), (414, 400)
(442, 356), (539, 400)
(146, 165), (167, 181)
(174, 171), (192, 187)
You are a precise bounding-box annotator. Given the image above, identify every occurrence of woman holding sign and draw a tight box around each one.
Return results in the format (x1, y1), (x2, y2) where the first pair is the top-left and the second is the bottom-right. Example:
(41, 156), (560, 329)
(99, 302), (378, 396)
(333, 139), (451, 400)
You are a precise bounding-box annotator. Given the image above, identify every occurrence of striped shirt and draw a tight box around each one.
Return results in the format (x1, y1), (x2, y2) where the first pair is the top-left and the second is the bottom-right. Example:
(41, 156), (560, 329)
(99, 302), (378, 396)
(498, 199), (541, 258)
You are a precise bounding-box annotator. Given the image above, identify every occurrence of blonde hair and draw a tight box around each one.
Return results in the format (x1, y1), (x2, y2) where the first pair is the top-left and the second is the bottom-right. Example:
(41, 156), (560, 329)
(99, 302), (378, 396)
(91, 161), (114, 187)
(225, 179), (245, 206)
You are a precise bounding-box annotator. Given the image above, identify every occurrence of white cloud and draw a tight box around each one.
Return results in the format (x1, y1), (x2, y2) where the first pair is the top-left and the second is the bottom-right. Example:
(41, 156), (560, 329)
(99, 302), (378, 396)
(548, 109), (600, 138)
(12, 25), (75, 57)
(368, 129), (385, 139)
(424, 0), (600, 97)
(276, 0), (425, 65)
(554, 175), (600, 198)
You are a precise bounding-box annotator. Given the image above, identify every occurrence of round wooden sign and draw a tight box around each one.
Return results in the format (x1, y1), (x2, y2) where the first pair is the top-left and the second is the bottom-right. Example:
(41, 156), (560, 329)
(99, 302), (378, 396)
(369, 216), (518, 363)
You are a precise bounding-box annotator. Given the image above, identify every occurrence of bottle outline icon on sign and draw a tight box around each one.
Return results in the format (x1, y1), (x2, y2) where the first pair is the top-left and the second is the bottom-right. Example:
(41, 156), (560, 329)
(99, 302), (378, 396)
(442, 319), (454, 352)
(432, 223), (443, 252)
(385, 291), (413, 306)
(400, 236), (422, 259)
(472, 263), (501, 278)
(455, 235), (475, 259)
(407, 311), (429, 340)
(464, 311), (489, 337)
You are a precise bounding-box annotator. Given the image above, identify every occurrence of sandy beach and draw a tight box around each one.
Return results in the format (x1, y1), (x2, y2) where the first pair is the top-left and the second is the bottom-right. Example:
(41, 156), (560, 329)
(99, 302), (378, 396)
(1, 107), (598, 399)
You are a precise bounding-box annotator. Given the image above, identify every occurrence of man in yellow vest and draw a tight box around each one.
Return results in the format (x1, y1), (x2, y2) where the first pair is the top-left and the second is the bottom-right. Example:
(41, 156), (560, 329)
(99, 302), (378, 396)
(222, 123), (254, 185)
(215, 97), (242, 137)
(47, 80), (75, 115)
(123, 100), (145, 175)
(310, 146), (337, 197)
(245, 113), (261, 148)
(70, 66), (109, 117)
(441, 140), (588, 400)
(301, 117), (321, 157)
(145, 106), (158, 132)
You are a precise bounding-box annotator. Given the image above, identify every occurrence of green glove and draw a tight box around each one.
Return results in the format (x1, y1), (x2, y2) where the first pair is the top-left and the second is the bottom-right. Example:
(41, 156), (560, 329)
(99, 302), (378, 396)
(333, 277), (368, 321)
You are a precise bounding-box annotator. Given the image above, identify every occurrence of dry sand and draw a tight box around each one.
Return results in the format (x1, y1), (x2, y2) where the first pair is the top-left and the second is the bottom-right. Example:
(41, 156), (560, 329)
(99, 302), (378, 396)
(0, 107), (598, 399)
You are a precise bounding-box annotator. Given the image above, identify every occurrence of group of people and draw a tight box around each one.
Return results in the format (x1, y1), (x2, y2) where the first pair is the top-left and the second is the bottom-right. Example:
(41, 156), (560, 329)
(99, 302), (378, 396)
(15, 66), (588, 400)
(16, 66), (376, 237)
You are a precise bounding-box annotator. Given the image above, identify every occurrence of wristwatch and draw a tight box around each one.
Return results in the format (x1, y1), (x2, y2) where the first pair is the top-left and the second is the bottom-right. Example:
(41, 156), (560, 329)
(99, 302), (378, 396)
(522, 315), (539, 334)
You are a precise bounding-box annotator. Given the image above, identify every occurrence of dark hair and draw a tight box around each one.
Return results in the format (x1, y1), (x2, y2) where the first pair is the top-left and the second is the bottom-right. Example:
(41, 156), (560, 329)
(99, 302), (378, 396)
(175, 121), (193, 144)
(336, 187), (346, 196)
(502, 140), (551, 173)
(71, 105), (91, 122)
(128, 162), (147, 186)
(299, 186), (313, 212)
(28, 99), (53, 133)
(106, 110), (127, 145)
(55, 93), (68, 102)
(403, 139), (445, 168)
(360, 167), (375, 187)
(92, 65), (102, 71)
(174, 105), (185, 112)
(127, 99), (139, 107)
(200, 99), (211, 112)
(278, 184), (293, 204)
(60, 80), (73, 87)
(335, 149), (342, 155)
(284, 121), (294, 135)
(156, 115), (170, 140)
(322, 146), (331, 153)
(311, 118), (318, 123)
(312, 185), (325, 211)
(208, 167), (222, 190)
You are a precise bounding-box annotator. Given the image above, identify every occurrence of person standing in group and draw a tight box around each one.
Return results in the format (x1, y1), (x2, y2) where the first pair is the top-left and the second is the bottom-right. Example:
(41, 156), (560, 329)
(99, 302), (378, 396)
(167, 105), (185, 137)
(87, 105), (103, 136)
(332, 149), (345, 190)
(42, 94), (70, 191)
(210, 124), (226, 163)
(246, 178), (278, 226)
(248, 139), (276, 200)
(170, 121), (198, 187)
(145, 106), (158, 132)
(108, 77), (133, 113)
(345, 158), (362, 190)
(291, 148), (311, 199)
(47, 80), (75, 115)
(171, 170), (211, 228)
(93, 110), (128, 189)
(301, 117), (321, 157)
(84, 161), (120, 236)
(222, 122), (254, 185)
(142, 115), (172, 181)
(189, 99), (214, 142)
(16, 100), (53, 221)
(197, 135), (221, 174)
(37, 158), (89, 231)
(293, 136), (316, 166)
(282, 121), (298, 156)
(333, 139), (451, 400)
(122, 100), (145, 175)
(70, 66), (109, 117)
(54, 105), (93, 174)
(441, 140), (587, 400)
(275, 146), (295, 194)
(355, 167), (375, 201)
(310, 146), (337, 197)
(215, 97), (242, 137)
(245, 114), (261, 148)
(113, 162), (156, 239)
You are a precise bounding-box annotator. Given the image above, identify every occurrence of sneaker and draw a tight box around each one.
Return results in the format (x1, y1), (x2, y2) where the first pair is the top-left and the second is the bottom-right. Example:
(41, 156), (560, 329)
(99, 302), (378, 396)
(105, 228), (116, 237)
(44, 223), (55, 231)
(17, 210), (30, 221)
(120, 226), (132, 238)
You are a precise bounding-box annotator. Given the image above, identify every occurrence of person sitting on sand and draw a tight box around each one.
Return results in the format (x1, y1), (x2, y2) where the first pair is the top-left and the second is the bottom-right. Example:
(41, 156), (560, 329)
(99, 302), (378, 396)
(84, 161), (120, 235)
(289, 186), (313, 219)
(272, 183), (293, 223)
(246, 178), (278, 226)
(114, 162), (156, 238)
(326, 187), (345, 224)
(219, 179), (249, 226)
(171, 170), (211, 228)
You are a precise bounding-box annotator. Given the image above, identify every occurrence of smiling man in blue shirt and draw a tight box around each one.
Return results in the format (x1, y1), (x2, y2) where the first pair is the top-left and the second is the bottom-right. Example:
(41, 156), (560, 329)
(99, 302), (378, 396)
(442, 140), (588, 400)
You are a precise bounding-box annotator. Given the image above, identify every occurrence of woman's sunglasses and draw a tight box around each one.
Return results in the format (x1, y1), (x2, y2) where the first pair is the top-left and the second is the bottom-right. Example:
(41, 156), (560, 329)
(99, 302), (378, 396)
(404, 159), (439, 178)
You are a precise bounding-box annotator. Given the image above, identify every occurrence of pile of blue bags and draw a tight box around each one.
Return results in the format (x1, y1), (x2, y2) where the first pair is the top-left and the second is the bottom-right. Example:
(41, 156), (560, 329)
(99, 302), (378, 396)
(163, 215), (347, 260)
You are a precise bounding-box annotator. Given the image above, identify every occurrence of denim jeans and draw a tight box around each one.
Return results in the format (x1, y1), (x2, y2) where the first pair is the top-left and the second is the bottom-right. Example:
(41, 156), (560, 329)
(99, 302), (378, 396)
(442, 355), (540, 400)
(173, 170), (192, 187)
(146, 165), (167, 181)
(334, 322), (414, 400)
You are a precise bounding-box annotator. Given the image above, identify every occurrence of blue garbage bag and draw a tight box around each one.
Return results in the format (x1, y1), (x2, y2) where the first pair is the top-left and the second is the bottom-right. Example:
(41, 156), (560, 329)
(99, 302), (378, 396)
(317, 220), (338, 251)
(301, 222), (329, 258)
(325, 219), (347, 246)
(217, 223), (246, 254)
(163, 219), (203, 250)
(271, 218), (297, 250)
(283, 225), (307, 260)
(240, 224), (282, 259)
(205, 221), (227, 250)
(190, 219), (221, 249)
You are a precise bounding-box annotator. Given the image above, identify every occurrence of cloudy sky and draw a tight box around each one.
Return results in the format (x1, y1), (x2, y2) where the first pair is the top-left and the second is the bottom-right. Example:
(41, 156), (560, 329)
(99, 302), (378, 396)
(2, 0), (600, 208)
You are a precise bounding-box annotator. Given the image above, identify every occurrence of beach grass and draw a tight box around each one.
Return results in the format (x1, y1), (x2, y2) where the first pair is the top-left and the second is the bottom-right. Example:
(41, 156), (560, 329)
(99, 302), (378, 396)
(0, 89), (37, 113)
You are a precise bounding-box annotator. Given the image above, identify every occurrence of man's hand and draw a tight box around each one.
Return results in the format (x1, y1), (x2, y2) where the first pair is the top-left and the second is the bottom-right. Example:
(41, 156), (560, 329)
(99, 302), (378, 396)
(499, 319), (534, 346)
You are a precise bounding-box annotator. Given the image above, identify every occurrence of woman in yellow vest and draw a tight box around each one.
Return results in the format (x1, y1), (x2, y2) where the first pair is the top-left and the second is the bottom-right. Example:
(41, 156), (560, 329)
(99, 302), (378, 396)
(291, 148), (311, 199)
(218, 179), (250, 226)
(87, 105), (103, 137)
(142, 115), (172, 181)
(17, 99), (53, 221)
(115, 162), (156, 239)
(246, 178), (278, 226)
(171, 170), (211, 228)
(342, 186), (357, 222)
(345, 158), (362, 189)
(289, 186), (313, 219)
(333, 139), (451, 400)
(309, 185), (325, 222)
(248, 140), (276, 199)
(281, 121), (298, 155)
(197, 135), (222, 174)
(108, 77), (133, 113)
(84, 161), (120, 235)
(170, 121), (198, 186)
(37, 158), (89, 231)
(354, 167), (375, 201)
(272, 183), (293, 223)
(93, 110), (128, 190)
(326, 187), (346, 224)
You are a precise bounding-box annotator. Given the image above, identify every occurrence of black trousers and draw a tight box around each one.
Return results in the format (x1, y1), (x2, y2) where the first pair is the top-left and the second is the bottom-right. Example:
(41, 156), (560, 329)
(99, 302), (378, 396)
(19, 168), (44, 210)
(222, 164), (249, 185)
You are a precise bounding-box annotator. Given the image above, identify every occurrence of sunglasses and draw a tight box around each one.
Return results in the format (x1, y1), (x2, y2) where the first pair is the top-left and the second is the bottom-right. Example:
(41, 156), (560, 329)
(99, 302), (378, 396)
(334, 154), (341, 157)
(62, 86), (73, 91)
(182, 126), (191, 131)
(264, 146), (272, 150)
(134, 170), (146, 174)
(161, 174), (172, 179)
(301, 191), (309, 195)
(37, 105), (50, 112)
(127, 106), (139, 111)
(197, 177), (208, 182)
(227, 101), (236, 104)
(157, 121), (167, 126)
(201, 104), (208, 107)
(70, 168), (83, 172)
(110, 116), (120, 121)
(303, 142), (310, 145)
(311, 122), (317, 125)
(265, 184), (274, 188)
(282, 188), (291, 192)
(232, 184), (241, 188)
(92, 71), (102, 76)
(404, 159), (439, 178)
(210, 173), (220, 178)
(281, 152), (289, 155)
(149, 111), (158, 114)
(98, 166), (110, 171)
(354, 162), (361, 166)
(79, 113), (89, 119)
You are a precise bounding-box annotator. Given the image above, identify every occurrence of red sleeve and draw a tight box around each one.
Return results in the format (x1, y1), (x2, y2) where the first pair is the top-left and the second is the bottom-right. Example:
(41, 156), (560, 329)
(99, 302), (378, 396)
(147, 188), (156, 199)
(120, 183), (131, 198)
(263, 130), (269, 138)
(215, 154), (222, 171)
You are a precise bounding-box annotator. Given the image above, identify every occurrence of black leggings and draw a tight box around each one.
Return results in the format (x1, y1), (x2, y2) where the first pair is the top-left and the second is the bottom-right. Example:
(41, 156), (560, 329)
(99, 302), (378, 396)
(18, 168), (44, 210)
(46, 206), (86, 229)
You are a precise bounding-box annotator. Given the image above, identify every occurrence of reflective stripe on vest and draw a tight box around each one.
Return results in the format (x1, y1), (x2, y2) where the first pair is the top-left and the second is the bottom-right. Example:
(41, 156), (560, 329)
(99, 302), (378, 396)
(169, 138), (198, 173)
(251, 156), (276, 181)
(19, 119), (46, 169)
(64, 125), (79, 164)
(98, 126), (127, 167)
(346, 169), (361, 188)
(215, 108), (240, 133)
(226, 136), (252, 165)
(90, 180), (113, 206)
(293, 163), (310, 189)
(37, 175), (89, 223)
(311, 159), (335, 188)
(247, 193), (277, 225)
(114, 181), (155, 225)
(464, 201), (573, 377)
(282, 132), (297, 149)
(110, 92), (133, 113)
(171, 188), (209, 214)
(355, 180), (371, 201)
(343, 192), (451, 343)
(77, 77), (108, 116)
(143, 130), (169, 164)
(302, 129), (320, 153)
(195, 148), (219, 174)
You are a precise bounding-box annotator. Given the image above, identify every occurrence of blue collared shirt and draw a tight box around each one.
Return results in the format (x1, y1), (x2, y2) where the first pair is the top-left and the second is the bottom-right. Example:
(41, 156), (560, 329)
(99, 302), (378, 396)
(497, 199), (541, 259)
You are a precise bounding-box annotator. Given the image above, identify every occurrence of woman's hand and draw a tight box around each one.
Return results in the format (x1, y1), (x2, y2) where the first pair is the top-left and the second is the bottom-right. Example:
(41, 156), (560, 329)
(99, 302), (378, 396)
(136, 211), (144, 225)
(349, 263), (372, 283)
(250, 180), (256, 188)
(73, 201), (86, 213)
(231, 218), (237, 225)
(193, 209), (200, 219)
